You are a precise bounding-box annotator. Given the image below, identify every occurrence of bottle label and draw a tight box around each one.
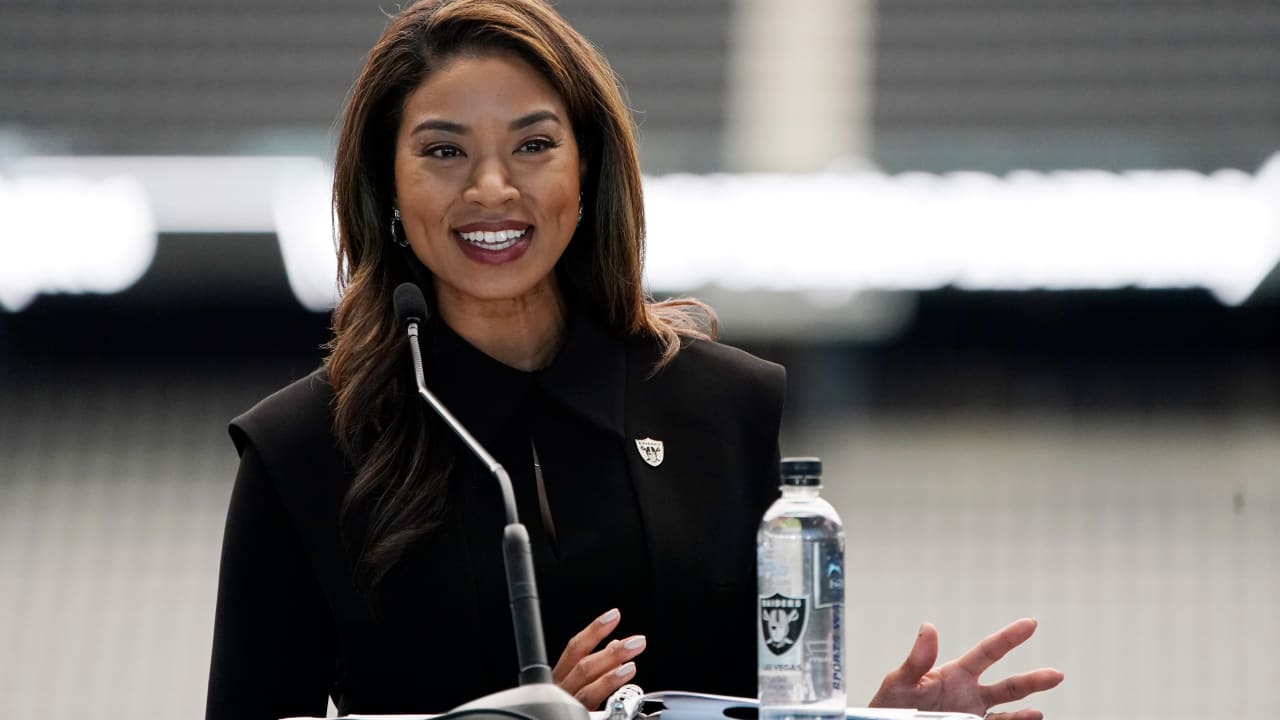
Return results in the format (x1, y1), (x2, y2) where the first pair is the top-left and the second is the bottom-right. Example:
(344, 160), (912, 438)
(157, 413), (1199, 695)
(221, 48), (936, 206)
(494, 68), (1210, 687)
(759, 593), (809, 656)
(758, 538), (845, 704)
(816, 543), (844, 608)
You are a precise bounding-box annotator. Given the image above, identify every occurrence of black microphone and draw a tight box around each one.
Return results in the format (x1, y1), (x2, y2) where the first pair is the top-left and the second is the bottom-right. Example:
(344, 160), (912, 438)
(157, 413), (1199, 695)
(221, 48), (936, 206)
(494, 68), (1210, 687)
(394, 282), (588, 720)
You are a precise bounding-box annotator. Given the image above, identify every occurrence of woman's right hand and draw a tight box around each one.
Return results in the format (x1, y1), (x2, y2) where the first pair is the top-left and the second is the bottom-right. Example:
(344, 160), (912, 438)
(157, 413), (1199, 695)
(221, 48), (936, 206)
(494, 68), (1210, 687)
(552, 608), (647, 709)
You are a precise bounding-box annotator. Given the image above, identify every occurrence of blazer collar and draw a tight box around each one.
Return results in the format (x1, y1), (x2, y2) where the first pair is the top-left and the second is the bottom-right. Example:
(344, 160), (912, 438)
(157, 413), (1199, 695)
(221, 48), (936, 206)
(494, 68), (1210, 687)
(425, 309), (626, 446)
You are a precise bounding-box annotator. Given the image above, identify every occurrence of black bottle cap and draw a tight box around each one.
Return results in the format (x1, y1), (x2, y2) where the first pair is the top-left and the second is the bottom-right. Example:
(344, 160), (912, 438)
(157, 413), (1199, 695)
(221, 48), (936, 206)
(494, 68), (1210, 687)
(780, 456), (822, 485)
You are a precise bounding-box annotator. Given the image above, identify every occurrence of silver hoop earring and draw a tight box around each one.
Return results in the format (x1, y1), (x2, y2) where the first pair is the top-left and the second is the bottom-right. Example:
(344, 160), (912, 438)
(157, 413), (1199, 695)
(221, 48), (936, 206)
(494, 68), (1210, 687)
(576, 192), (584, 225)
(391, 207), (408, 248)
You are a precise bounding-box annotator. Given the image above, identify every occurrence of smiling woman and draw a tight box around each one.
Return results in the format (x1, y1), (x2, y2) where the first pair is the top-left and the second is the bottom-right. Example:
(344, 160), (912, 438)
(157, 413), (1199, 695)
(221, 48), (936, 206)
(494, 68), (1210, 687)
(394, 52), (582, 368)
(205, 2), (1061, 719)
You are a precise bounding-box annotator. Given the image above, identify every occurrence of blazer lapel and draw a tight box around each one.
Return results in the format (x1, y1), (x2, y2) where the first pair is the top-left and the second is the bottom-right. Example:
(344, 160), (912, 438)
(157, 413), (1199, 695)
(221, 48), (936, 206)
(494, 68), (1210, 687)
(622, 339), (735, 606)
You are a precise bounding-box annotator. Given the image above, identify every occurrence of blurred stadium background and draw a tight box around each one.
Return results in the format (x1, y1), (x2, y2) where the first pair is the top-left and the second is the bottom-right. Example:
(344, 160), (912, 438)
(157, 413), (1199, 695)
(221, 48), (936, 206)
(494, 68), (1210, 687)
(1, 1), (1278, 718)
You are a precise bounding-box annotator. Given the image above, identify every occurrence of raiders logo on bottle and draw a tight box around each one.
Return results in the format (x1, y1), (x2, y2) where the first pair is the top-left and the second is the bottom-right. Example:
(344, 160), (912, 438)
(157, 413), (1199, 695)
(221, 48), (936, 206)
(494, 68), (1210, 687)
(759, 592), (808, 656)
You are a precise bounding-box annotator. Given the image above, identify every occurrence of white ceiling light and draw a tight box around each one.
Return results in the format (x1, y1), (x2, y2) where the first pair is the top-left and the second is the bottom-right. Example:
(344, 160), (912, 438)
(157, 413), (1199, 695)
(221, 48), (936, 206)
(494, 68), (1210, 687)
(643, 155), (1280, 306)
(0, 175), (155, 311)
(271, 167), (339, 312)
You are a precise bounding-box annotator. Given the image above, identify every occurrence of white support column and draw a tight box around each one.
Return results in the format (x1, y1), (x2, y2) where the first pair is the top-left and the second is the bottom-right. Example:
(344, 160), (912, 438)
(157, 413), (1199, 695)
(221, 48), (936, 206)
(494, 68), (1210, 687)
(725, 0), (875, 172)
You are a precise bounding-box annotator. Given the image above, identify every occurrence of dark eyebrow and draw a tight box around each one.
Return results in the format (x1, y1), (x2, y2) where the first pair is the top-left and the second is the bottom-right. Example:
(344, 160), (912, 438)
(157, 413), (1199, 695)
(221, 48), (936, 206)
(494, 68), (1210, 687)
(410, 119), (467, 136)
(409, 111), (561, 137)
(510, 110), (562, 131)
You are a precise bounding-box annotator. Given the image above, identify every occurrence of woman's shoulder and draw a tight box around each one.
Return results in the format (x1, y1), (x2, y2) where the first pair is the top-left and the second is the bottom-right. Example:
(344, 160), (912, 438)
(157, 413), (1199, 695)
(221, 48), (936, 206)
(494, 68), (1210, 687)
(229, 365), (336, 461)
(676, 335), (783, 379)
(224, 366), (350, 569)
(626, 334), (786, 413)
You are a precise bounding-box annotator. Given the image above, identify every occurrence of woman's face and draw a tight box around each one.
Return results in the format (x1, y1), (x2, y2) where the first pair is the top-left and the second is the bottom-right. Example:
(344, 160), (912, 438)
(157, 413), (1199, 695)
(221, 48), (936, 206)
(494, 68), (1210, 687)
(394, 52), (581, 312)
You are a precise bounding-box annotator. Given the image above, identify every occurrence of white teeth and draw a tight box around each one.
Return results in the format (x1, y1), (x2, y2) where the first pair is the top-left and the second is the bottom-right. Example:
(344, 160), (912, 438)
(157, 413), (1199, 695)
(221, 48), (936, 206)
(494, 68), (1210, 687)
(459, 228), (528, 251)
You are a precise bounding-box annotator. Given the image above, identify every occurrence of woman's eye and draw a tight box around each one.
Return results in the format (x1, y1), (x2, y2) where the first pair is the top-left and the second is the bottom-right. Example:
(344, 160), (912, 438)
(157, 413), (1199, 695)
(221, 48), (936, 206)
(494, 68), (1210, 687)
(425, 144), (463, 159)
(518, 138), (555, 154)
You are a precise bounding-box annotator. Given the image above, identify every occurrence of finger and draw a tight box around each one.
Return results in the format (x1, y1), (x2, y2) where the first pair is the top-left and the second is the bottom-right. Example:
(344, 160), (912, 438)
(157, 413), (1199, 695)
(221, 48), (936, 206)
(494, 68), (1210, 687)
(956, 617), (1038, 677)
(572, 660), (638, 710)
(559, 634), (647, 696)
(982, 668), (1065, 706)
(868, 624), (939, 709)
(898, 622), (940, 682)
(553, 608), (621, 683)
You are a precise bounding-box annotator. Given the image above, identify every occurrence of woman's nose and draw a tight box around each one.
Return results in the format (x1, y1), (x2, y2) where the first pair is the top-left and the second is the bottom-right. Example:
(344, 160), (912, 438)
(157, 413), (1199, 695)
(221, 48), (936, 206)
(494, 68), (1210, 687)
(463, 157), (519, 207)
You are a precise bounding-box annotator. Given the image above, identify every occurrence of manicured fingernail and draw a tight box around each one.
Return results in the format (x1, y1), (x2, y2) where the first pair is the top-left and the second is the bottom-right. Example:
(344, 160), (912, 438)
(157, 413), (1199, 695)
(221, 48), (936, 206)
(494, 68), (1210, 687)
(623, 635), (646, 651)
(598, 608), (620, 625)
(614, 661), (636, 678)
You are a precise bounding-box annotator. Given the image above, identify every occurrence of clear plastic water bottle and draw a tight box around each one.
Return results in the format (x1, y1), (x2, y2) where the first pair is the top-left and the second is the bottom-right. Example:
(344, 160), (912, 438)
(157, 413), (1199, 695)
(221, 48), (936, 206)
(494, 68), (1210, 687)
(758, 457), (845, 720)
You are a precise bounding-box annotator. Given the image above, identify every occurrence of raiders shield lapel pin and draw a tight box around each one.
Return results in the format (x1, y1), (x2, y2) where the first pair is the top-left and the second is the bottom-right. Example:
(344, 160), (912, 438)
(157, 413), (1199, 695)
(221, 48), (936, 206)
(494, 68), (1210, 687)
(634, 438), (664, 467)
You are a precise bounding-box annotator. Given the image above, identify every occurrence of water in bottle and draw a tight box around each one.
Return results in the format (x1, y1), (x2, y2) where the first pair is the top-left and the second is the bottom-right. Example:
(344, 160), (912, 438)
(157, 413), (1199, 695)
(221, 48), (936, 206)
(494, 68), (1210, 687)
(758, 457), (845, 720)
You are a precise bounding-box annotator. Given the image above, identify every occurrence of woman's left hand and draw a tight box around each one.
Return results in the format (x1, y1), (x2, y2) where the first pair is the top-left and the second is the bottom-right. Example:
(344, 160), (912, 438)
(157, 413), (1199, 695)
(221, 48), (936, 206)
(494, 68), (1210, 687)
(868, 618), (1064, 720)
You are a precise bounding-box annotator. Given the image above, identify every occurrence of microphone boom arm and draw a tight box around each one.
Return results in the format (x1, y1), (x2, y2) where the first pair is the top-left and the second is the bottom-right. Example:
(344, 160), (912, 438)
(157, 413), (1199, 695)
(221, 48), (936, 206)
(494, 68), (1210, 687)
(405, 321), (553, 686)
(407, 323), (518, 524)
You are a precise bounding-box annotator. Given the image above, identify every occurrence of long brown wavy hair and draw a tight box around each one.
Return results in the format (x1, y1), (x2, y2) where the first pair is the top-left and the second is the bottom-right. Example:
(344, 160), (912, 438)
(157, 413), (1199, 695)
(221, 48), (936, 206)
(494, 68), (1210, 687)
(326, 0), (714, 588)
